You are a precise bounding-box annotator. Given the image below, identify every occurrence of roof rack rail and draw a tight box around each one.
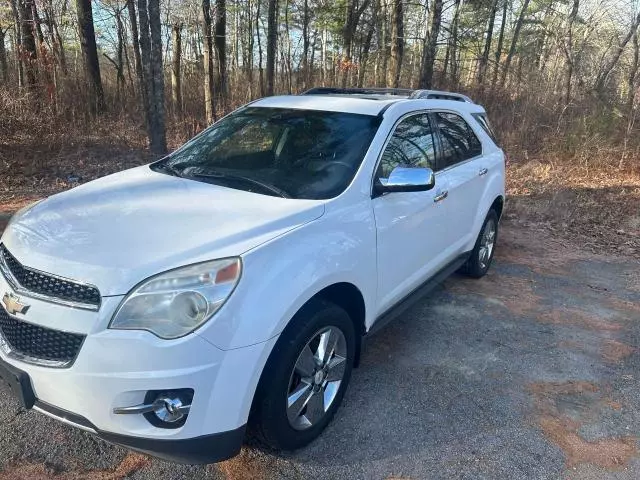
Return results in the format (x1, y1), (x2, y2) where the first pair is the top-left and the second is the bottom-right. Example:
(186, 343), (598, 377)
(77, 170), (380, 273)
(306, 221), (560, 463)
(302, 87), (414, 97)
(409, 90), (473, 103)
(302, 87), (474, 104)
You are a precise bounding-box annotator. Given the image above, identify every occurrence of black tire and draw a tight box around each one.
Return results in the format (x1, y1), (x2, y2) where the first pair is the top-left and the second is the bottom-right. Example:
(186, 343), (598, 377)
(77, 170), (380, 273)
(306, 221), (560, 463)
(249, 298), (356, 451)
(460, 209), (499, 278)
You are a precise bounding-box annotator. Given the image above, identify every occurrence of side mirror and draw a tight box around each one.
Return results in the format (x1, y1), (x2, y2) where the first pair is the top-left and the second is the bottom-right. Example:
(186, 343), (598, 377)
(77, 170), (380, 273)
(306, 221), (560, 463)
(375, 167), (435, 195)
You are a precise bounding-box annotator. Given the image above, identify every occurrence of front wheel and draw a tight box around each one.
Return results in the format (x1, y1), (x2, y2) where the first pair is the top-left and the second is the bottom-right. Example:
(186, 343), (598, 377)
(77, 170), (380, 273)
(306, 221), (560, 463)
(250, 299), (355, 451)
(460, 209), (499, 278)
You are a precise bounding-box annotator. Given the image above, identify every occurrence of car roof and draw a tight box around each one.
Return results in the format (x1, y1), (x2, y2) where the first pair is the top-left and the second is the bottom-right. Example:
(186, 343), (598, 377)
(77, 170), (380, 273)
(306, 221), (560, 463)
(250, 92), (486, 117)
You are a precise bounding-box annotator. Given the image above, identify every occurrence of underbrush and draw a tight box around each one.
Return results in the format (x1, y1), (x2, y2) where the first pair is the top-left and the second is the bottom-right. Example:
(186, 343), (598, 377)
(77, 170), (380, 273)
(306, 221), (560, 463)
(1, 84), (638, 257)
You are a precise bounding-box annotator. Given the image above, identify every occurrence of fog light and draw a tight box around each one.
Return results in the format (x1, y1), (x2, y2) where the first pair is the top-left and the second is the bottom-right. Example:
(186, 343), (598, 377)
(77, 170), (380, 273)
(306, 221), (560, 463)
(113, 389), (194, 429)
(153, 396), (187, 423)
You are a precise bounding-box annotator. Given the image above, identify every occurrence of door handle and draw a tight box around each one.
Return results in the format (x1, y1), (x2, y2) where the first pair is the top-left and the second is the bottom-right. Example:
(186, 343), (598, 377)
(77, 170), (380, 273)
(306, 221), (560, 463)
(433, 191), (448, 203)
(479, 168), (488, 176)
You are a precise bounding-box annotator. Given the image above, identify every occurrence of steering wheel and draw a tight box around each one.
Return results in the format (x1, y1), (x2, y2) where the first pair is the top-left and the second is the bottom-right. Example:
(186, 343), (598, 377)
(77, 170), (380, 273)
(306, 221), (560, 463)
(315, 160), (355, 175)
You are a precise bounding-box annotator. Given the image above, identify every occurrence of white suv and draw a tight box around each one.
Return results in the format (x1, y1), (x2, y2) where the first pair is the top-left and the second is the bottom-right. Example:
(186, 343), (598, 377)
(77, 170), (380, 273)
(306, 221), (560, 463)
(0, 88), (504, 463)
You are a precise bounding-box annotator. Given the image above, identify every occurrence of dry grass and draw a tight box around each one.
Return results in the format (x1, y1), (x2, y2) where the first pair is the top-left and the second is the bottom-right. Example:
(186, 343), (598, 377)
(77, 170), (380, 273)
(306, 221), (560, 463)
(1, 82), (640, 261)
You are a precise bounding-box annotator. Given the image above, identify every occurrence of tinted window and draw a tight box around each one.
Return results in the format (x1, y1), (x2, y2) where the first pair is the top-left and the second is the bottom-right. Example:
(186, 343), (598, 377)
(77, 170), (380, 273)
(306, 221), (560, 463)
(434, 112), (482, 168)
(472, 112), (498, 144)
(153, 107), (381, 200)
(377, 114), (436, 180)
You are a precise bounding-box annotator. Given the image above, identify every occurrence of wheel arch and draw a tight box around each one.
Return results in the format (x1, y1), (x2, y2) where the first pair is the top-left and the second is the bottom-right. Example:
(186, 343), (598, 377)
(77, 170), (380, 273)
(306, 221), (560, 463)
(248, 281), (366, 428)
(313, 282), (366, 367)
(490, 195), (505, 220)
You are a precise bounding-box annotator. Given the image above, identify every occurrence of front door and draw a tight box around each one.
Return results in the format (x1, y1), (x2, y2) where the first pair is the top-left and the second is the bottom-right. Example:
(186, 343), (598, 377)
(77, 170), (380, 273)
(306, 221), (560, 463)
(372, 113), (453, 315)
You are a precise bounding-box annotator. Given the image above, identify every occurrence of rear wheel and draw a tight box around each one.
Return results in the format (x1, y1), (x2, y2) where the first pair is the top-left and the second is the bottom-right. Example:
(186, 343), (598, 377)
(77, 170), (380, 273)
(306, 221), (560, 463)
(250, 299), (355, 450)
(461, 209), (499, 278)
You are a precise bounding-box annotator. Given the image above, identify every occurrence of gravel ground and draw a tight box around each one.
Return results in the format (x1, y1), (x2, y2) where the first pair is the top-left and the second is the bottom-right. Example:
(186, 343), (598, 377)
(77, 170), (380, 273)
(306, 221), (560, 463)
(0, 222), (638, 480)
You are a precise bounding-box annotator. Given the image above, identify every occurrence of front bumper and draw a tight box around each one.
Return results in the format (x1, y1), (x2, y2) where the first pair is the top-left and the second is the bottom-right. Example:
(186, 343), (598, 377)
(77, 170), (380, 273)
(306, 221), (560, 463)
(0, 355), (246, 464)
(0, 272), (277, 463)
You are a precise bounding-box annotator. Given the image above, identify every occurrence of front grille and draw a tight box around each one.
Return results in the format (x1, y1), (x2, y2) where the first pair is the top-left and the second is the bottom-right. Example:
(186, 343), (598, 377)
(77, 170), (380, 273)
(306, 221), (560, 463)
(0, 244), (101, 307)
(0, 308), (85, 366)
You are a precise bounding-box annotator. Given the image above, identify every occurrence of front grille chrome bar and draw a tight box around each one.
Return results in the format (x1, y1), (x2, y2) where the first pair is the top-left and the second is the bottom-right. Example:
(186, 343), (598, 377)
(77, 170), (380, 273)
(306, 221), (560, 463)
(0, 244), (101, 311)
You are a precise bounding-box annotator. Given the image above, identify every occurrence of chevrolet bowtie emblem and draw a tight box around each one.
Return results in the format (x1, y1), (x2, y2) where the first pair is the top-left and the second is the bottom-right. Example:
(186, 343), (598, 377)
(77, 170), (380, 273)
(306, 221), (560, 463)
(2, 292), (30, 315)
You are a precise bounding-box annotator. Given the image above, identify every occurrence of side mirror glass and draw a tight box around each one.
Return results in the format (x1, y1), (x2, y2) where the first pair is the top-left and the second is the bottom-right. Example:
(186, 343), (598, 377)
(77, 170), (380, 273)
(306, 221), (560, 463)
(376, 167), (435, 195)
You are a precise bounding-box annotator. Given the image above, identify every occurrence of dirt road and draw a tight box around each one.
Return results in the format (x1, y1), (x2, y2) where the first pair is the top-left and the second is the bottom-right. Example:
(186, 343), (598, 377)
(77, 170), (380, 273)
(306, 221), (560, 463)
(0, 222), (638, 479)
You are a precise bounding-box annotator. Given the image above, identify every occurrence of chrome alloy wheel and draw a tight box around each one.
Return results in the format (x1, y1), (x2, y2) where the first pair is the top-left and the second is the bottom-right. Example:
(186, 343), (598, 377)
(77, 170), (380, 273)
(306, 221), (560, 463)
(478, 217), (496, 270)
(286, 326), (347, 430)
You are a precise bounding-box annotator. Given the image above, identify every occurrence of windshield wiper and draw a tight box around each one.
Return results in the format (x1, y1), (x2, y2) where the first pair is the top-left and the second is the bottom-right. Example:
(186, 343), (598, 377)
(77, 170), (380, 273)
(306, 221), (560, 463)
(188, 172), (291, 199)
(153, 161), (183, 178)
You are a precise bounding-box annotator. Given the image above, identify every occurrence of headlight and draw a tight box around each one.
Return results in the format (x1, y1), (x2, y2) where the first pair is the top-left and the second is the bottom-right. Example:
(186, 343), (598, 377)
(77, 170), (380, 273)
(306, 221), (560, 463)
(110, 258), (241, 339)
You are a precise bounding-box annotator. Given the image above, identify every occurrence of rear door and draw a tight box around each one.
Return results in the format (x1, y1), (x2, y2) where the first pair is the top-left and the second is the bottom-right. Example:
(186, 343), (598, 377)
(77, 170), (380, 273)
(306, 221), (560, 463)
(432, 111), (486, 253)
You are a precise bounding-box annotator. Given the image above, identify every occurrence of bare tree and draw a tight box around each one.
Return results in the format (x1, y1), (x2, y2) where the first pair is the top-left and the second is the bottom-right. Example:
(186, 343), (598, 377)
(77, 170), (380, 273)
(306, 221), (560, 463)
(171, 22), (182, 112)
(387, 0), (403, 88)
(492, 0), (508, 87)
(75, 0), (104, 111)
(127, 0), (144, 96)
(214, 0), (226, 107)
(203, 0), (215, 122)
(17, 0), (38, 89)
(561, 0), (580, 105)
(266, 0), (277, 95)
(0, 27), (8, 82)
(478, 0), (499, 84)
(419, 0), (443, 89)
(341, 0), (371, 87)
(138, 0), (167, 153)
(499, 0), (531, 87)
(594, 12), (640, 93)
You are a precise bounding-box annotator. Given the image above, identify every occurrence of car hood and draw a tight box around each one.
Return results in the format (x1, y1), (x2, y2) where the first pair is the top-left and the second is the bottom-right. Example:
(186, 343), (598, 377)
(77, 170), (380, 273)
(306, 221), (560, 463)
(1, 166), (325, 296)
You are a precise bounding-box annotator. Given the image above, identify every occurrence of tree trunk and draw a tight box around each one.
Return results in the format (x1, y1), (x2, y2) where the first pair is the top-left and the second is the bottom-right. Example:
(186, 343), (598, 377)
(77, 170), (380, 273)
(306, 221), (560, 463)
(448, 0), (461, 85)
(172, 22), (182, 113)
(492, 0), (508, 87)
(627, 29), (639, 117)
(202, 0), (215, 122)
(342, 0), (371, 87)
(127, 0), (144, 97)
(499, 0), (531, 87)
(10, 0), (24, 87)
(256, 0), (264, 95)
(562, 0), (579, 105)
(43, 0), (67, 75)
(478, 0), (499, 84)
(75, 0), (104, 112)
(321, 27), (327, 86)
(266, 0), (277, 95)
(138, 0), (167, 154)
(18, 0), (38, 89)
(0, 29), (7, 83)
(419, 0), (443, 88)
(594, 13), (640, 93)
(358, 6), (376, 88)
(283, 0), (292, 93)
(214, 0), (226, 108)
(301, 0), (310, 89)
(387, 0), (403, 87)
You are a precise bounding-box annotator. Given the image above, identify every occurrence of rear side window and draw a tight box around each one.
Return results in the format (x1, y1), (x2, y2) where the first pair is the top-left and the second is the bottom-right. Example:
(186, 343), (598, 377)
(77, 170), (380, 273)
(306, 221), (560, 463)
(472, 113), (498, 144)
(434, 112), (482, 168)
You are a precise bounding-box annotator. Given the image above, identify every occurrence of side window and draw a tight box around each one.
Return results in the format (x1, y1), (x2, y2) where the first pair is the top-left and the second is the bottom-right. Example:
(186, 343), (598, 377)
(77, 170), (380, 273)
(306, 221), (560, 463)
(434, 112), (482, 168)
(471, 112), (498, 144)
(377, 114), (436, 180)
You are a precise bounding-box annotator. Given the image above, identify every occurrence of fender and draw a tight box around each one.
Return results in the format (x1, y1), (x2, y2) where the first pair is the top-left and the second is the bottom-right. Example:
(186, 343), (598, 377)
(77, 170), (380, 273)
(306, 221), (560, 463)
(196, 195), (378, 351)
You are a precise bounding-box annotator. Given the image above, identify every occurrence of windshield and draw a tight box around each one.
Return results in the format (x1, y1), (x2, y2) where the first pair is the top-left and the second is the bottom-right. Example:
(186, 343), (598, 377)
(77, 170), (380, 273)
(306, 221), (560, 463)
(152, 107), (381, 200)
